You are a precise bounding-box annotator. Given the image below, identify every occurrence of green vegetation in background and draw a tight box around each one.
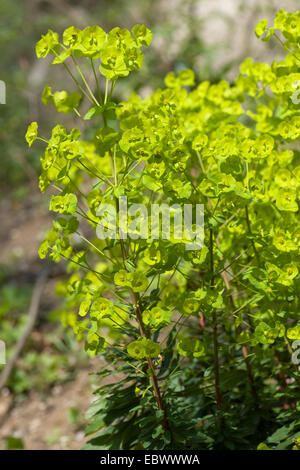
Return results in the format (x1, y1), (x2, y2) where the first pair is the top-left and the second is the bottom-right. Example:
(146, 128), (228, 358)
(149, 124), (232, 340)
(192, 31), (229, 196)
(0, 281), (88, 395)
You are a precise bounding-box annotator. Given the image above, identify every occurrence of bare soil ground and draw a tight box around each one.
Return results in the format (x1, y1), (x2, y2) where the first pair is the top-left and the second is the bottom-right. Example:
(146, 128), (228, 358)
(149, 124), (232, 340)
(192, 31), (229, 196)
(0, 193), (107, 450)
(0, 369), (93, 450)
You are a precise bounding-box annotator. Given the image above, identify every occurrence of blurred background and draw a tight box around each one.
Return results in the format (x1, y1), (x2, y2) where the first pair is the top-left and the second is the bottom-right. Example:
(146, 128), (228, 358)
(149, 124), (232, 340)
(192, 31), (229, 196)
(0, 0), (298, 450)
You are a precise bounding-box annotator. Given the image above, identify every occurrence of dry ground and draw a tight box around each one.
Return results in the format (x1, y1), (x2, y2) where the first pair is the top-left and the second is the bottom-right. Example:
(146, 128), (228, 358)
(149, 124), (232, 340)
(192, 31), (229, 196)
(0, 193), (104, 449)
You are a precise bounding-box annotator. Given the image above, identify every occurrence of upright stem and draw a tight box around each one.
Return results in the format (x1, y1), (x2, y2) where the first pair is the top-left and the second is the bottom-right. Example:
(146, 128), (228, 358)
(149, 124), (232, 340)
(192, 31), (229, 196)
(131, 291), (168, 422)
(197, 156), (256, 404)
(62, 62), (94, 104)
(220, 255), (257, 400)
(104, 78), (109, 104)
(71, 55), (100, 106)
(91, 58), (103, 104)
(125, 249), (169, 429)
(241, 345), (257, 399)
(245, 205), (260, 263)
(198, 147), (223, 411)
(114, 187), (170, 430)
(210, 228), (222, 411)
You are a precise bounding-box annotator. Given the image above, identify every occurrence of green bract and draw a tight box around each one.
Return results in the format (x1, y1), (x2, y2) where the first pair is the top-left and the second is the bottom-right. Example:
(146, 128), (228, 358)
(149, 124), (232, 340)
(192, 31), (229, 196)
(63, 26), (81, 48)
(143, 306), (172, 329)
(177, 336), (205, 358)
(52, 91), (82, 114)
(128, 272), (148, 292)
(132, 24), (152, 47)
(114, 269), (130, 286)
(36, 29), (60, 58)
(81, 26), (106, 58)
(127, 338), (160, 359)
(49, 193), (77, 215)
(255, 20), (269, 38)
(25, 122), (38, 147)
(90, 298), (114, 320)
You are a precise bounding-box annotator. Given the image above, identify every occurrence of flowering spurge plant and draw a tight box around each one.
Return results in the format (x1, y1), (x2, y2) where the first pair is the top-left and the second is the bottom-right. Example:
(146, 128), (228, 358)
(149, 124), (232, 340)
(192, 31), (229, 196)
(27, 10), (300, 450)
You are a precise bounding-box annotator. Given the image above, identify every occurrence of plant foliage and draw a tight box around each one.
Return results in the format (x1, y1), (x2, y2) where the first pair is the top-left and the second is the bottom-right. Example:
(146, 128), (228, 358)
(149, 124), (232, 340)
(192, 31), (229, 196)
(27, 10), (300, 449)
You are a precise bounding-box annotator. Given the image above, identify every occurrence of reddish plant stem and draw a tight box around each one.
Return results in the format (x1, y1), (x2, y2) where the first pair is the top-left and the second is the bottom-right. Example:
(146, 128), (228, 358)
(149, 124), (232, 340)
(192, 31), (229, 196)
(226, 291), (257, 400)
(131, 292), (168, 425)
(209, 228), (222, 411)
(207, 197), (257, 403)
(245, 205), (260, 263)
(241, 345), (257, 399)
(118, 235), (170, 430)
(216, 237), (258, 400)
(274, 350), (288, 391)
